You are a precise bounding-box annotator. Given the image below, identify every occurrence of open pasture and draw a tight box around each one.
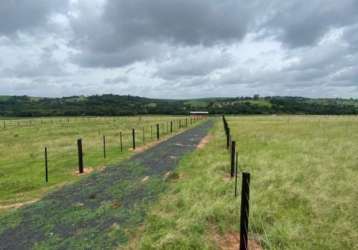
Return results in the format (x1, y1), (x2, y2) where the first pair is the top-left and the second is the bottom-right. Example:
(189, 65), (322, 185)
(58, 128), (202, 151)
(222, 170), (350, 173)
(0, 115), (356, 249)
(227, 115), (358, 249)
(0, 116), (192, 208)
(133, 115), (358, 249)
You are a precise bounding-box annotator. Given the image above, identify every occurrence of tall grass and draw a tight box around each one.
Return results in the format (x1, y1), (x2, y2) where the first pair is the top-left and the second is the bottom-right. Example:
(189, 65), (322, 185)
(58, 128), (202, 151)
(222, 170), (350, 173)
(131, 116), (358, 249)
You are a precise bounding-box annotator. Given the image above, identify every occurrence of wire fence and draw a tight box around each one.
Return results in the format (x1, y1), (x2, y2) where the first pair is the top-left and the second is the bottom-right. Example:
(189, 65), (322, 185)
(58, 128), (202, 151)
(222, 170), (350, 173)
(222, 115), (251, 250)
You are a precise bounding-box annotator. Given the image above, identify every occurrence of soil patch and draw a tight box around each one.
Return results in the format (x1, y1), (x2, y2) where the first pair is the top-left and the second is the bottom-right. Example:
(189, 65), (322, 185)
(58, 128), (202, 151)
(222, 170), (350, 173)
(213, 231), (262, 250)
(197, 134), (212, 149)
(74, 167), (94, 176)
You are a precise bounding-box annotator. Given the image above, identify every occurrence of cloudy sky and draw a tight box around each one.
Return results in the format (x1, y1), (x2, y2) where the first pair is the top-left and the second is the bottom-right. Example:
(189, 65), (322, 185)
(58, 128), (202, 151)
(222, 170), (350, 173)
(0, 0), (357, 99)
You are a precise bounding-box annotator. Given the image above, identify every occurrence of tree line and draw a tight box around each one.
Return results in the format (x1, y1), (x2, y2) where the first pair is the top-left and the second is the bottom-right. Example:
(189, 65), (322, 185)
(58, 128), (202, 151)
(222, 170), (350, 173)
(0, 94), (357, 117)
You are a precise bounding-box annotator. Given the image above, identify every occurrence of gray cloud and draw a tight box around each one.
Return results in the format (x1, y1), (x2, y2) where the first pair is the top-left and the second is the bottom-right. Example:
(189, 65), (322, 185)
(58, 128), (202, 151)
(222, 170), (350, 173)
(2, 45), (66, 78)
(71, 0), (256, 67)
(69, 0), (358, 70)
(104, 0), (252, 46)
(343, 24), (358, 51)
(155, 46), (232, 80)
(0, 0), (68, 36)
(262, 0), (358, 48)
(103, 75), (129, 85)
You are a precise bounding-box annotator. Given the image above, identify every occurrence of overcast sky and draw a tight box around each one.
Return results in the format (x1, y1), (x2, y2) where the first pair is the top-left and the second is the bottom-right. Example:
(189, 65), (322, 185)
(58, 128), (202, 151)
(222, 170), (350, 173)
(0, 0), (357, 99)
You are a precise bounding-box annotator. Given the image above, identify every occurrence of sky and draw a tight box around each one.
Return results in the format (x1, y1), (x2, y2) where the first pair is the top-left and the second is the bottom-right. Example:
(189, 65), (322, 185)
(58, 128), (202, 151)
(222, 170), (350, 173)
(0, 0), (357, 99)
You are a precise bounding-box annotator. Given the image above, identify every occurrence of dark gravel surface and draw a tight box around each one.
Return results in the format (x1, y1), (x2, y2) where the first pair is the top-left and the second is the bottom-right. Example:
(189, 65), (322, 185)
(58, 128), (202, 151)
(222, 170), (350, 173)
(0, 120), (213, 250)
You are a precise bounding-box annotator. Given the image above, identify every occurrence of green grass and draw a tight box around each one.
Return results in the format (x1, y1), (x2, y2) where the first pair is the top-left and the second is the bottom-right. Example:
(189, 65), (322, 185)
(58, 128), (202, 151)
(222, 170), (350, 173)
(0, 116), (193, 208)
(130, 116), (358, 249)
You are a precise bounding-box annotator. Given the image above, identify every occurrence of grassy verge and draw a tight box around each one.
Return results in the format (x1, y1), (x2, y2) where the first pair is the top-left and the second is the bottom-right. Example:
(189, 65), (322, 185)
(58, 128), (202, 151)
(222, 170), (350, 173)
(129, 116), (358, 250)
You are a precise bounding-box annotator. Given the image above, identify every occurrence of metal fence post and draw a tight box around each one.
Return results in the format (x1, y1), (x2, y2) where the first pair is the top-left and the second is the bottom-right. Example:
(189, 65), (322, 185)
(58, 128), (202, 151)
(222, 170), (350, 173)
(103, 135), (106, 158)
(132, 128), (136, 150)
(44, 147), (48, 183)
(120, 132), (123, 152)
(231, 141), (236, 177)
(240, 172), (251, 250)
(77, 139), (84, 173)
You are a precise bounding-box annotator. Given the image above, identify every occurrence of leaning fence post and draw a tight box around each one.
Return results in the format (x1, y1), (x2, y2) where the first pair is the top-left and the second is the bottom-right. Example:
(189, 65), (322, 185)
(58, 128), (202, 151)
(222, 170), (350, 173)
(230, 141), (236, 177)
(226, 128), (231, 149)
(240, 172), (251, 250)
(44, 147), (48, 183)
(103, 135), (106, 158)
(77, 139), (84, 174)
(132, 128), (136, 150)
(156, 124), (160, 140)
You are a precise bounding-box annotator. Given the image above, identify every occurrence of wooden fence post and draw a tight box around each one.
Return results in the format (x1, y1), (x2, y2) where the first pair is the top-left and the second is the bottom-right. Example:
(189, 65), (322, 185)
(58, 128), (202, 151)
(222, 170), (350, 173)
(77, 139), (84, 174)
(132, 128), (136, 150)
(170, 121), (173, 133)
(44, 147), (48, 183)
(230, 141), (236, 177)
(240, 172), (251, 250)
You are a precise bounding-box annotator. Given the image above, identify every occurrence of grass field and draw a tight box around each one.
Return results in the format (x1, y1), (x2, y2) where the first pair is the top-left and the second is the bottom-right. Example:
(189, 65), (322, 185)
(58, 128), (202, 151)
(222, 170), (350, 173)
(129, 116), (357, 249)
(0, 116), (193, 209)
(0, 115), (357, 249)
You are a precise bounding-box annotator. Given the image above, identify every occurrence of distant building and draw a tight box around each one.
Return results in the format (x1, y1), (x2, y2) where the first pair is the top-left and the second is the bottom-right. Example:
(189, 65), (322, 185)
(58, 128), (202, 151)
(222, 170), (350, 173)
(189, 111), (209, 118)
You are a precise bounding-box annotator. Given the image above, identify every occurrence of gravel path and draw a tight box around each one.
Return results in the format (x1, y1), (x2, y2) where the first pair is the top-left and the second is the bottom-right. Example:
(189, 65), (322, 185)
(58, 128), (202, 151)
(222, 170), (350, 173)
(0, 120), (213, 250)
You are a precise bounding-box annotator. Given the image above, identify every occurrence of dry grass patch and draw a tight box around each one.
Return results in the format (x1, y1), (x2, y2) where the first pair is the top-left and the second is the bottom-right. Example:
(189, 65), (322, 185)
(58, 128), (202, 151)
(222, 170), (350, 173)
(0, 199), (39, 211)
(141, 176), (150, 182)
